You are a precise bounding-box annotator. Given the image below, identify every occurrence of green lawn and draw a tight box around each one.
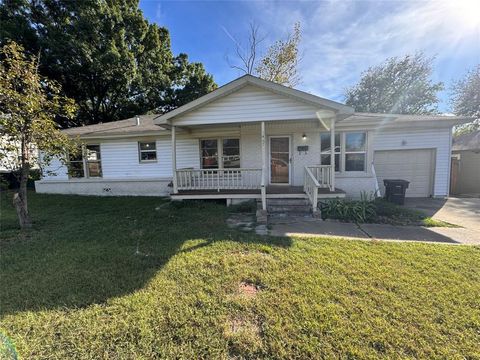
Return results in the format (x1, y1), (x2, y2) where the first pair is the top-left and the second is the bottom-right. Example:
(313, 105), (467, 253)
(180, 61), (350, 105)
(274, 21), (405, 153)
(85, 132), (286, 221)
(1, 192), (479, 359)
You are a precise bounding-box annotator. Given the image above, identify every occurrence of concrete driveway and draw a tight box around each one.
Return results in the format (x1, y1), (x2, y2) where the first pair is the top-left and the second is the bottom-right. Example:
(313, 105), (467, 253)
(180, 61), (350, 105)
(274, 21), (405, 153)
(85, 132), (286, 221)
(269, 197), (480, 245)
(403, 197), (480, 245)
(404, 197), (480, 230)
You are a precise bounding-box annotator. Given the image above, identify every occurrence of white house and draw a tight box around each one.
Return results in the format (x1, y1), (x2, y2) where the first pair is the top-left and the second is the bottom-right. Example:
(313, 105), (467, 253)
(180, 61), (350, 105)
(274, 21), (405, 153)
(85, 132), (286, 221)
(35, 75), (470, 212)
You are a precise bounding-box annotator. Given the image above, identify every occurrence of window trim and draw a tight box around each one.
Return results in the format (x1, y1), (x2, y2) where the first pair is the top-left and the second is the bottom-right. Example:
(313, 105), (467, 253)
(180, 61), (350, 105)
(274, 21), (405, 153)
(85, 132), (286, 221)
(320, 133), (341, 172)
(199, 137), (241, 169)
(85, 144), (102, 178)
(200, 139), (219, 169)
(138, 141), (158, 163)
(344, 132), (367, 172)
(320, 131), (368, 174)
(68, 144), (103, 179)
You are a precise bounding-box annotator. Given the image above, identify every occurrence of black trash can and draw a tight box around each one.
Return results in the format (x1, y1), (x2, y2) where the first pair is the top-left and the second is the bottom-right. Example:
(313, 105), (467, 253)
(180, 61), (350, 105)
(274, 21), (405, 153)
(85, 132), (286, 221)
(383, 179), (410, 205)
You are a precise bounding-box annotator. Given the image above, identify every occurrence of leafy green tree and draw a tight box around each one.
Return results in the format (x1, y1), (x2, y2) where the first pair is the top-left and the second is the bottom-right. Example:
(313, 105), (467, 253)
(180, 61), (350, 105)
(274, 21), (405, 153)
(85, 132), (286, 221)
(451, 65), (480, 135)
(345, 53), (444, 114)
(0, 42), (78, 228)
(0, 0), (216, 126)
(162, 54), (216, 112)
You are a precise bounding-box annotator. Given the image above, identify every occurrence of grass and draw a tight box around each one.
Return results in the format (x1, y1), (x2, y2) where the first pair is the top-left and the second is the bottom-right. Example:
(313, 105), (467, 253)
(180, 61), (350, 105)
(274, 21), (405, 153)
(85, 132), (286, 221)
(1, 192), (479, 359)
(421, 217), (459, 228)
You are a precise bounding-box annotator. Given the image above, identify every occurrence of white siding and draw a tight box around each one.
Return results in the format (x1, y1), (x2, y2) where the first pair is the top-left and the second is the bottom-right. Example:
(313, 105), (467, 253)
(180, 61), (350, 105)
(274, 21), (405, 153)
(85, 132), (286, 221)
(176, 139), (200, 170)
(240, 121), (322, 186)
(173, 85), (319, 126)
(372, 128), (451, 197)
(336, 177), (378, 198)
(101, 141), (166, 178)
(101, 138), (199, 178)
(40, 138), (200, 181)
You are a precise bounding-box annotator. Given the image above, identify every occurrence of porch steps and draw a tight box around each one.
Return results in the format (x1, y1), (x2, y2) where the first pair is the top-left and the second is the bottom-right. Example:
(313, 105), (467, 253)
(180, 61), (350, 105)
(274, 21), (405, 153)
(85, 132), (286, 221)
(264, 198), (312, 215)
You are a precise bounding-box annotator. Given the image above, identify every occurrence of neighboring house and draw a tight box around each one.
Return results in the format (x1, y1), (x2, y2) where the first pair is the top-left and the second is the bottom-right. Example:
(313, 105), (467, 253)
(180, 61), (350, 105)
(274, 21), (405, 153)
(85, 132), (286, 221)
(0, 135), (38, 174)
(451, 130), (480, 196)
(36, 75), (470, 212)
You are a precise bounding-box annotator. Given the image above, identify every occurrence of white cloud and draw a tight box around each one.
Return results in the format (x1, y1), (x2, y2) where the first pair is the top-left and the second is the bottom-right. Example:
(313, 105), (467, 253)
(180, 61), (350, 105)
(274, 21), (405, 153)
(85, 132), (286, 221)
(155, 3), (165, 24)
(244, 0), (480, 103)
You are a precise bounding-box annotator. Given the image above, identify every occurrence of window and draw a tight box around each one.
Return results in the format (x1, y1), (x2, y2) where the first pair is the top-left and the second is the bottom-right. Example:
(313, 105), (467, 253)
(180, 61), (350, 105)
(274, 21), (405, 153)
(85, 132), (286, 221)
(320, 133), (341, 172)
(200, 139), (218, 169)
(68, 144), (102, 178)
(345, 132), (366, 171)
(200, 138), (240, 169)
(138, 142), (157, 162)
(68, 150), (85, 178)
(86, 145), (102, 177)
(320, 132), (367, 172)
(222, 138), (240, 168)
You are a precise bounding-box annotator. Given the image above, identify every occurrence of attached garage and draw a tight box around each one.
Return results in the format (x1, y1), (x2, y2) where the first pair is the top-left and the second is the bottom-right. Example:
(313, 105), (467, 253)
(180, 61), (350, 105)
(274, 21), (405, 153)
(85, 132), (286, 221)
(374, 149), (435, 197)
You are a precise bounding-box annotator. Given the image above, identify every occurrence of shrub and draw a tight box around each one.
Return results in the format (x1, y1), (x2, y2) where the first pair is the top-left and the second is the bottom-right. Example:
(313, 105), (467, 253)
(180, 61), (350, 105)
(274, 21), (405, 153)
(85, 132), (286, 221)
(320, 192), (376, 223)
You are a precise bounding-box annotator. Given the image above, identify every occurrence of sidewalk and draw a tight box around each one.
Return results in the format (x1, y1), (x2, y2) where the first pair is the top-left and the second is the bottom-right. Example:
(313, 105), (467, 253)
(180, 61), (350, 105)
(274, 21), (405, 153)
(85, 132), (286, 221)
(269, 216), (480, 245)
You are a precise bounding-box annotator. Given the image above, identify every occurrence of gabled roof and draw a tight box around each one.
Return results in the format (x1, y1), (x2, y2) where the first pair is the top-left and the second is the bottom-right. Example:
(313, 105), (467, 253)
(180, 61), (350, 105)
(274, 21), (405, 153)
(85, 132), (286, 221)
(453, 130), (480, 151)
(61, 75), (473, 138)
(153, 74), (354, 124)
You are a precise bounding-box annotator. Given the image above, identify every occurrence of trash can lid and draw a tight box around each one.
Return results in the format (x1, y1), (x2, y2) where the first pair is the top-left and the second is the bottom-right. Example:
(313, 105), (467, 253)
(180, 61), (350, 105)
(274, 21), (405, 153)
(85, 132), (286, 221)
(383, 179), (410, 185)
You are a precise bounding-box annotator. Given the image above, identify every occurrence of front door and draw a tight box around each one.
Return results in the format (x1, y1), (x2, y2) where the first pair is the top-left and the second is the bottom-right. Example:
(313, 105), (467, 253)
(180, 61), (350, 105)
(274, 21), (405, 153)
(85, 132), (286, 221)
(270, 136), (290, 184)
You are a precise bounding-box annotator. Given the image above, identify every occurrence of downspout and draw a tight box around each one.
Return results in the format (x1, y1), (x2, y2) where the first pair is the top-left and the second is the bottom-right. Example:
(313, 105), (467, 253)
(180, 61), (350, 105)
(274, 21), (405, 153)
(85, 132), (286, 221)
(330, 117), (335, 191)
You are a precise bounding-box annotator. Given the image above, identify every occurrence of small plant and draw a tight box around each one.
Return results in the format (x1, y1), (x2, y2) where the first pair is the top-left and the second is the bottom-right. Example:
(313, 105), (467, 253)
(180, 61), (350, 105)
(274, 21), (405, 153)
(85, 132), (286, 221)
(320, 192), (376, 223)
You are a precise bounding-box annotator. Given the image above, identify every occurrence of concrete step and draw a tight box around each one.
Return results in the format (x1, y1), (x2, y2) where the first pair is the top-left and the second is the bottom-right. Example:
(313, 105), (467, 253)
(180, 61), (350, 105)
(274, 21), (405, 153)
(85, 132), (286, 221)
(267, 205), (311, 213)
(258, 198), (313, 215)
(266, 198), (310, 206)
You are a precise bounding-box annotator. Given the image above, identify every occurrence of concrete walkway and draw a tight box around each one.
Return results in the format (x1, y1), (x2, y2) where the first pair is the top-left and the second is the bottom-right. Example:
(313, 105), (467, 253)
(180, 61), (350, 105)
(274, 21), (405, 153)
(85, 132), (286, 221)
(269, 215), (480, 245)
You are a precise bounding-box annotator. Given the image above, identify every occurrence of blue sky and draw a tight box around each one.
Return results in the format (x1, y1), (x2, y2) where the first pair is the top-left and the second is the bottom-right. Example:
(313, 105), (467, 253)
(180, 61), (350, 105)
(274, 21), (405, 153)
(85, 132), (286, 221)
(139, 0), (480, 112)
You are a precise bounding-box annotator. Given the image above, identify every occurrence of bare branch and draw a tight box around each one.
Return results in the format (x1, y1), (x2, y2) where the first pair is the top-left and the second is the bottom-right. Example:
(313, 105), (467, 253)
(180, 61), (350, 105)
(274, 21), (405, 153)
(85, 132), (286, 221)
(224, 21), (266, 75)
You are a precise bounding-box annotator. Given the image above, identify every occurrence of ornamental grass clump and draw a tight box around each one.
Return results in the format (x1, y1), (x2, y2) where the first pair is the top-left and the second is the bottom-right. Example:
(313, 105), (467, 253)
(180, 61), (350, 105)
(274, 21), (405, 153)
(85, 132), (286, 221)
(320, 192), (376, 223)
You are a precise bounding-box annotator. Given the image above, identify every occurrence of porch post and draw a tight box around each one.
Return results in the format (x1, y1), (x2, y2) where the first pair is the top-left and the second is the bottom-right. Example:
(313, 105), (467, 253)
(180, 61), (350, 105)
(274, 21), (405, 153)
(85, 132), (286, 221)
(261, 121), (267, 211)
(330, 117), (335, 191)
(171, 125), (178, 194)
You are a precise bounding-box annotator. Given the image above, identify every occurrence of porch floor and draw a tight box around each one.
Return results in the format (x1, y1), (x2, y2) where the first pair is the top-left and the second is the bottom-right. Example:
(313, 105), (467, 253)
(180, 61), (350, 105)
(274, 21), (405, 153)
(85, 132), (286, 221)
(171, 186), (346, 199)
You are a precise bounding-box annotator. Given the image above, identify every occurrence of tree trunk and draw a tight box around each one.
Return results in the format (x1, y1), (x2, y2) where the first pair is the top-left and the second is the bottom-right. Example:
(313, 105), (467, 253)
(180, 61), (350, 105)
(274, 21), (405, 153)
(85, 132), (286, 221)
(13, 164), (32, 228)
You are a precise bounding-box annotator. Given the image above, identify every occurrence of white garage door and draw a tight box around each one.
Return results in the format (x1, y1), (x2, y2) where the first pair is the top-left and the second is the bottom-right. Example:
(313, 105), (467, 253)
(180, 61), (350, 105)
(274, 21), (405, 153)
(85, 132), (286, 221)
(374, 149), (435, 197)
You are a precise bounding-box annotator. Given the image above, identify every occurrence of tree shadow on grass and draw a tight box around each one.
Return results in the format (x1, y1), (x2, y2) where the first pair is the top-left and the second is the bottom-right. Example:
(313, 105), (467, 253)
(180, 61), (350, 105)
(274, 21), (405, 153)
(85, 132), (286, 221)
(0, 193), (291, 317)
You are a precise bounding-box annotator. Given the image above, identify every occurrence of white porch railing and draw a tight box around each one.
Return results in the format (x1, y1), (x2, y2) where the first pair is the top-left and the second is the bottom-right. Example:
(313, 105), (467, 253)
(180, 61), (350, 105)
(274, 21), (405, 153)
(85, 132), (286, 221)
(308, 165), (333, 190)
(303, 165), (334, 212)
(176, 168), (262, 191)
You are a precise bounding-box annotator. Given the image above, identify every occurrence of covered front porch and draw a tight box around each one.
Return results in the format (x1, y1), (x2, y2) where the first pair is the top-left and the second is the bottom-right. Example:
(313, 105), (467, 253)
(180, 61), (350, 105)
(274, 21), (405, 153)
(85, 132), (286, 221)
(169, 118), (343, 213)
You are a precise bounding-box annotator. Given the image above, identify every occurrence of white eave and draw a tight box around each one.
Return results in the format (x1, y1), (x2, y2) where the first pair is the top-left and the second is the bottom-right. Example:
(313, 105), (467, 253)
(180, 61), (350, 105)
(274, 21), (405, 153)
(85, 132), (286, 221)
(337, 112), (474, 130)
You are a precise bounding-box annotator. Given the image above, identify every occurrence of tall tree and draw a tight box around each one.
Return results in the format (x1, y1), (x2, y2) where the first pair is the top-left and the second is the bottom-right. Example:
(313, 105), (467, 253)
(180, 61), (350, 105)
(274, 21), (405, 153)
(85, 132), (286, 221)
(226, 22), (302, 87)
(256, 22), (301, 87)
(345, 53), (443, 114)
(451, 65), (480, 135)
(0, 42), (78, 228)
(0, 0), (216, 126)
